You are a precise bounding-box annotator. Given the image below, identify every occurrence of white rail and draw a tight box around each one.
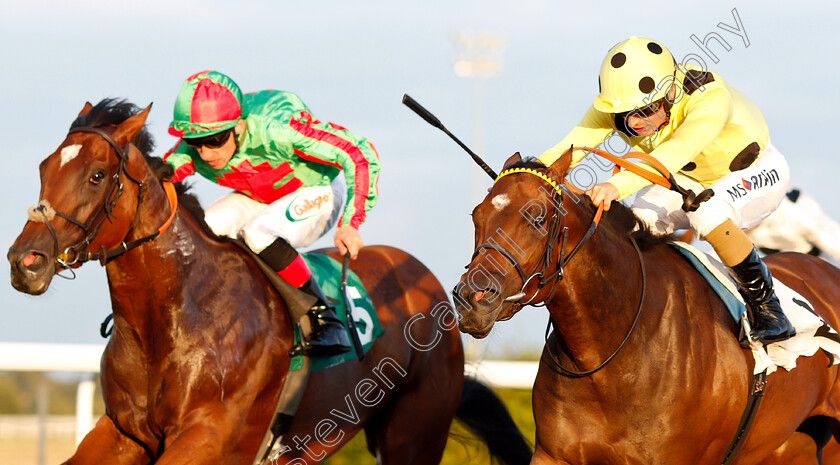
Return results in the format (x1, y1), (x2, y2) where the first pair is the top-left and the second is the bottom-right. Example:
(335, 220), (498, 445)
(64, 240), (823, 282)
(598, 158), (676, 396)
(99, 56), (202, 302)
(0, 342), (104, 452)
(0, 342), (104, 373)
(465, 360), (539, 389)
(0, 342), (540, 387)
(0, 342), (539, 461)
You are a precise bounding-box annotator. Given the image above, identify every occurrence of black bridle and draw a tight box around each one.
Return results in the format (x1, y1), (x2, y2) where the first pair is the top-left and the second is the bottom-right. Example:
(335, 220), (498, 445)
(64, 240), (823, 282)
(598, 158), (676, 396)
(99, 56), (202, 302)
(469, 168), (646, 377)
(31, 127), (167, 276)
(470, 168), (602, 308)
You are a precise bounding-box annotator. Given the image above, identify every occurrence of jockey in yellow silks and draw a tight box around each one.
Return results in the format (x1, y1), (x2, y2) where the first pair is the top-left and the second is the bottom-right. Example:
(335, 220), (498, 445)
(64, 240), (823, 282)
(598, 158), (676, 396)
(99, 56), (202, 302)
(540, 37), (794, 343)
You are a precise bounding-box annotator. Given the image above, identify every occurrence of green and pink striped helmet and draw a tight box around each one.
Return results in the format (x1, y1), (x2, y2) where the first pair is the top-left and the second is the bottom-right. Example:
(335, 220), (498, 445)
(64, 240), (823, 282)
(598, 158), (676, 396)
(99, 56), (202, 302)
(168, 70), (243, 139)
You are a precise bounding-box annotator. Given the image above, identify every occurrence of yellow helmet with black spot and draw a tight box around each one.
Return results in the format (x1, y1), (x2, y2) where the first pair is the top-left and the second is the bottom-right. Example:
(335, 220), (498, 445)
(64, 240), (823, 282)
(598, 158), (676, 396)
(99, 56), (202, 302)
(593, 37), (676, 114)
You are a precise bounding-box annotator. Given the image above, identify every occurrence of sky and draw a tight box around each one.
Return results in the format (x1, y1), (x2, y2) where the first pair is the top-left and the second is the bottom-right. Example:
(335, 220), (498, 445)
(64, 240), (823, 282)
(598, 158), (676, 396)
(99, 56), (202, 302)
(0, 0), (838, 361)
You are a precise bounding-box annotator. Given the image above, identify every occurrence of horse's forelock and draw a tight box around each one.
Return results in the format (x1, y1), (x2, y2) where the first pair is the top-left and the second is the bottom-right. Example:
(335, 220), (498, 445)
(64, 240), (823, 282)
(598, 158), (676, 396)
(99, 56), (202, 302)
(505, 156), (547, 172)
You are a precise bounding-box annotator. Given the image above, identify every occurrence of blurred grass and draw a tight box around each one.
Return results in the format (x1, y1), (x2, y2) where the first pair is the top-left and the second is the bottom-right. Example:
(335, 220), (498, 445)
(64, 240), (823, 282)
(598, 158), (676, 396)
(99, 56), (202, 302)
(0, 372), (106, 416)
(0, 437), (77, 465)
(323, 388), (535, 464)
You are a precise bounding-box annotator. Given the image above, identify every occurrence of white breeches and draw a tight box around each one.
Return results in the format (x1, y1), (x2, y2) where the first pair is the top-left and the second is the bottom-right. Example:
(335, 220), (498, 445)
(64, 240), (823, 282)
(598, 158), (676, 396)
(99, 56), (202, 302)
(632, 143), (790, 238)
(204, 178), (345, 252)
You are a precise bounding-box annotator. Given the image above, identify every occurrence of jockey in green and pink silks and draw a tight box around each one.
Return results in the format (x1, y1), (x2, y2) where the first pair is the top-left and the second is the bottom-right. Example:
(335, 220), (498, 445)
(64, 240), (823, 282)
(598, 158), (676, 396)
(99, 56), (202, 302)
(164, 70), (380, 356)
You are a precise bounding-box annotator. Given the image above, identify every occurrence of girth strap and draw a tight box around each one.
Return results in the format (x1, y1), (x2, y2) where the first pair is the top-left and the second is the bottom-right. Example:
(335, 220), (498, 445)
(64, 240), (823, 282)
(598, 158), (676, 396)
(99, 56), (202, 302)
(721, 370), (767, 464)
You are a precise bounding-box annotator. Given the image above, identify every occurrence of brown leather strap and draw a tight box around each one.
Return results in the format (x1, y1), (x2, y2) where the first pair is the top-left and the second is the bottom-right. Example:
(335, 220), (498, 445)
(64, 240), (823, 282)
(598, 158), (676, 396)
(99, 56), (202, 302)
(721, 371), (767, 464)
(568, 146), (715, 212)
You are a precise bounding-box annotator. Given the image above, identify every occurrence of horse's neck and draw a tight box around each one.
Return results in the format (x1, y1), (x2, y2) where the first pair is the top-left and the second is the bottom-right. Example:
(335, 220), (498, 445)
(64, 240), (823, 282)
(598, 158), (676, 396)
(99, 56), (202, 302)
(106, 217), (189, 333)
(103, 177), (230, 343)
(546, 230), (647, 369)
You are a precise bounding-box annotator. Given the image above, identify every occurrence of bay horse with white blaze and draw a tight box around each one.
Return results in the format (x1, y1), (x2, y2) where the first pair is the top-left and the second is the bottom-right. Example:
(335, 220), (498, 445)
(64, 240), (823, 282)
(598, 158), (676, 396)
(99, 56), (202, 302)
(7, 99), (531, 464)
(454, 150), (840, 464)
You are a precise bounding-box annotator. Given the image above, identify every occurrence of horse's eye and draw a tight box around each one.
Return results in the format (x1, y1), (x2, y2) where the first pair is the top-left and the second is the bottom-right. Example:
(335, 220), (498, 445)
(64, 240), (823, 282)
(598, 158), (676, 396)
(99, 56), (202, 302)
(533, 216), (546, 228)
(90, 171), (105, 185)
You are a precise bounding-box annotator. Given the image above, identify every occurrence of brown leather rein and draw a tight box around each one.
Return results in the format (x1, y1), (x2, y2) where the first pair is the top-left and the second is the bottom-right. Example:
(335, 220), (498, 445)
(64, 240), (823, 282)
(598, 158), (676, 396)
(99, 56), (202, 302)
(31, 127), (177, 277)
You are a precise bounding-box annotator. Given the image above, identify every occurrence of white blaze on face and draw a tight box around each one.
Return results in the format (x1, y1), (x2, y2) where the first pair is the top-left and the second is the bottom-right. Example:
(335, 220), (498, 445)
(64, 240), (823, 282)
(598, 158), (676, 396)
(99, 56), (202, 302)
(60, 144), (82, 168)
(491, 194), (510, 211)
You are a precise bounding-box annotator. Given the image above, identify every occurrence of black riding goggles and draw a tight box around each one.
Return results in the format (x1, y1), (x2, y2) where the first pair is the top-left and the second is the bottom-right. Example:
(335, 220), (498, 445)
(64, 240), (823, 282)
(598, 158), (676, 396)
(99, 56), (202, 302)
(628, 98), (665, 119)
(182, 128), (234, 149)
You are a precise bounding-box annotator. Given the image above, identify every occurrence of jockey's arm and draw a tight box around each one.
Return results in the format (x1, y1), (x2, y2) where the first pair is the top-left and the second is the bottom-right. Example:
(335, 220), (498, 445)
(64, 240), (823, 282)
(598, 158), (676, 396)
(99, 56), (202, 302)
(334, 225), (364, 259)
(539, 105), (616, 168)
(539, 106), (629, 210)
(162, 140), (197, 183)
(283, 114), (381, 259)
(607, 83), (732, 200)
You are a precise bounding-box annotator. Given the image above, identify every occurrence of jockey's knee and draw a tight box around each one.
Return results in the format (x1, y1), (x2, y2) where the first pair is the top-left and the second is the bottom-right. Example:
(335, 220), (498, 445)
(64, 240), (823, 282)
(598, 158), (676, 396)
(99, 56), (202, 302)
(204, 210), (240, 240)
(238, 226), (281, 254)
(633, 207), (675, 235)
(204, 193), (264, 240)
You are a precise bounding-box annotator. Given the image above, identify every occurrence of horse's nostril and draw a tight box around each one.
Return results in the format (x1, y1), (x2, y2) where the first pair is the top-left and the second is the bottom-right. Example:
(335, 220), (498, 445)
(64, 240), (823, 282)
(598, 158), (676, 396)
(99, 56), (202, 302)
(21, 252), (46, 270)
(23, 253), (37, 267)
(473, 288), (498, 304)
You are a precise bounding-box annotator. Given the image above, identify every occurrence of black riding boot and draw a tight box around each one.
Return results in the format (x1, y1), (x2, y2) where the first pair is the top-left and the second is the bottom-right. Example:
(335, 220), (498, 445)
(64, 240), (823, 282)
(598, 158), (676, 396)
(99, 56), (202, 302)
(728, 247), (795, 344)
(294, 277), (351, 356)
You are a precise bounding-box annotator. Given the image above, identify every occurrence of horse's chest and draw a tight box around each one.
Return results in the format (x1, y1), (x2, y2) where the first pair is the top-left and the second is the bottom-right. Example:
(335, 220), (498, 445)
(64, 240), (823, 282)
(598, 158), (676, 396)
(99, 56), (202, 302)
(102, 355), (180, 442)
(101, 373), (160, 445)
(533, 373), (730, 464)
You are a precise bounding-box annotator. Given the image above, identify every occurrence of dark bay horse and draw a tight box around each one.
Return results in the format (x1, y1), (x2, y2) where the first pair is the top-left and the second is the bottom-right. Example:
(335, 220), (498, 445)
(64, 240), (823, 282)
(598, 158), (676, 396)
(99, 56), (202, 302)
(454, 150), (840, 464)
(7, 100), (531, 464)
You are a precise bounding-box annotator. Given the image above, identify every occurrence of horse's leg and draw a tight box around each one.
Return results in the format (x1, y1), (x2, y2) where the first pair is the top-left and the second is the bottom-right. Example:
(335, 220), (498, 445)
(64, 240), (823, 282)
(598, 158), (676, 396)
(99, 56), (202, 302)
(151, 422), (239, 465)
(62, 415), (150, 465)
(758, 415), (840, 465)
(759, 432), (820, 465)
(148, 409), (276, 465)
(822, 439), (840, 464)
(321, 245), (463, 464)
(363, 376), (460, 465)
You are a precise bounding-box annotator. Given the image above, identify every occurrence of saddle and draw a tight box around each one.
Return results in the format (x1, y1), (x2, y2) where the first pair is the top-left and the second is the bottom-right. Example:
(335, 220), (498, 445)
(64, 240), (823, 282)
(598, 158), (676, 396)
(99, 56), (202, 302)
(670, 241), (840, 375)
(232, 242), (384, 465)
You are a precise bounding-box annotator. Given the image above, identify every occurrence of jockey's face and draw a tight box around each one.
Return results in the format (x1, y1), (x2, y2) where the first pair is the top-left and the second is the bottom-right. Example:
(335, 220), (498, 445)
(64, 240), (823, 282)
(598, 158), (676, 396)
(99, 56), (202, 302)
(191, 119), (246, 170)
(625, 100), (667, 137)
(195, 131), (236, 169)
(623, 84), (676, 138)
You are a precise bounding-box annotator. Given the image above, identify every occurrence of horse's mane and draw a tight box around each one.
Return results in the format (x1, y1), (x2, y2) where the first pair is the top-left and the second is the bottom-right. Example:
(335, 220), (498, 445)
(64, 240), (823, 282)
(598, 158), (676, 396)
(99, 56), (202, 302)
(72, 98), (221, 239)
(505, 157), (667, 248)
(170, 183), (224, 240)
(71, 99), (156, 157)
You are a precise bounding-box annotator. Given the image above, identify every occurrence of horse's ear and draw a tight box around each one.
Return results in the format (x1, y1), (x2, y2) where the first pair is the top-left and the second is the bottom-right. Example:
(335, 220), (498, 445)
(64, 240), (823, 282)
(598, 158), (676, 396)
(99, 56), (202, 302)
(78, 102), (94, 118)
(502, 152), (521, 171)
(112, 103), (152, 145)
(547, 146), (573, 179)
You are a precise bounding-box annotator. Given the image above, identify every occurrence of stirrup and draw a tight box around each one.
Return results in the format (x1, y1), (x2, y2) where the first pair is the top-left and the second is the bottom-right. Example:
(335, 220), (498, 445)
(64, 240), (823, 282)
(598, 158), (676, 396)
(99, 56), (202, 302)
(289, 333), (351, 357)
(289, 336), (351, 357)
(289, 341), (307, 357)
(288, 305), (351, 357)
